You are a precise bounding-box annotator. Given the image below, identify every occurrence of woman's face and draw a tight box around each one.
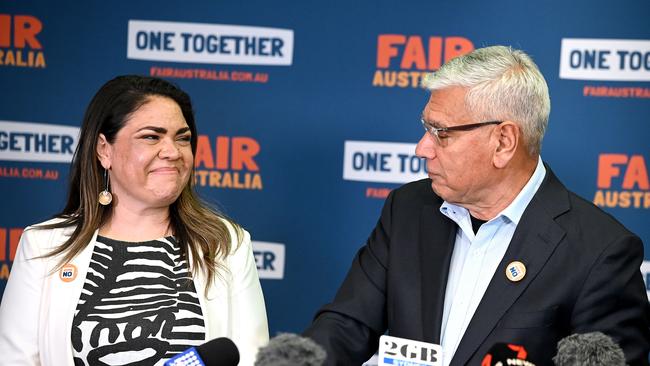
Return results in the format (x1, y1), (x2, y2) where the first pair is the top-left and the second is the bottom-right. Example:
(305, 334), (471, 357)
(97, 96), (193, 211)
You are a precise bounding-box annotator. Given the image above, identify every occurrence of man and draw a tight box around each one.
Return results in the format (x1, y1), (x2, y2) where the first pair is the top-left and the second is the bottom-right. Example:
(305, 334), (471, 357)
(304, 46), (650, 366)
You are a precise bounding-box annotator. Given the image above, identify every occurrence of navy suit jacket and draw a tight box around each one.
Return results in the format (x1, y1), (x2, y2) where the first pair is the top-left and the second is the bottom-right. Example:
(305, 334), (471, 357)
(305, 167), (650, 366)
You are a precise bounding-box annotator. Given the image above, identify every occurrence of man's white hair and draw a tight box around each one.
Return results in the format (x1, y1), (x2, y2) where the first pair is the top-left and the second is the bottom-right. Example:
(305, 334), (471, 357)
(422, 45), (550, 156)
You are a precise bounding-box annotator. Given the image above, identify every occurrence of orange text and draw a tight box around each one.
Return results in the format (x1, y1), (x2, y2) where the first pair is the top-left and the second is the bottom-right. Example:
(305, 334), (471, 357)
(376, 35), (473, 70)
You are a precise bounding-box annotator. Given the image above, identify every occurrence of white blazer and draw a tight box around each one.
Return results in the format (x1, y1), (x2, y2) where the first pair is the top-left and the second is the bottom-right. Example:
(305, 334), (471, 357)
(0, 218), (269, 366)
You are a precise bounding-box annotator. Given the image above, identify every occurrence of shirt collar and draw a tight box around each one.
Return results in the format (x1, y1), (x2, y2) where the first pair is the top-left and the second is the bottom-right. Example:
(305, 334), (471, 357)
(499, 156), (546, 224)
(440, 156), (546, 225)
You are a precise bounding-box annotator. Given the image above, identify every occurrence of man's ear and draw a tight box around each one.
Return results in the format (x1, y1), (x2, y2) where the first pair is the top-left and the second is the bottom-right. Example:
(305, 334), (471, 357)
(493, 121), (519, 169)
(96, 133), (112, 169)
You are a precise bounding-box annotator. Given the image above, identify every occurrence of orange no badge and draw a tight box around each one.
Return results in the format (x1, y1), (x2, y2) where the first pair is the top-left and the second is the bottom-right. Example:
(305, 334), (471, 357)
(59, 263), (77, 282)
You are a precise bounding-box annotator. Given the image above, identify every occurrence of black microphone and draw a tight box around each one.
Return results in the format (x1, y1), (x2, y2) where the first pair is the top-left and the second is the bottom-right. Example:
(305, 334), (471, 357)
(164, 337), (239, 366)
(255, 333), (326, 366)
(553, 332), (625, 366)
(481, 343), (537, 366)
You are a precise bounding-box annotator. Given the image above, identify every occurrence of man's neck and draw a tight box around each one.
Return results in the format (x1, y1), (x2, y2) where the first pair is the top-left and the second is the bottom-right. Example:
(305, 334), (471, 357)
(464, 157), (538, 221)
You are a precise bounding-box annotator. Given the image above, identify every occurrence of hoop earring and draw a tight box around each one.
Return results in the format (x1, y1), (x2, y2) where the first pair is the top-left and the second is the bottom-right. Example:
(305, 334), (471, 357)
(98, 169), (113, 206)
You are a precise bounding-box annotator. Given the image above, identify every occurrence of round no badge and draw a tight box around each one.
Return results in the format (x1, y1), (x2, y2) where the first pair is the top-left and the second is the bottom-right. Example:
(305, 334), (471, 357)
(505, 261), (526, 282)
(59, 263), (77, 282)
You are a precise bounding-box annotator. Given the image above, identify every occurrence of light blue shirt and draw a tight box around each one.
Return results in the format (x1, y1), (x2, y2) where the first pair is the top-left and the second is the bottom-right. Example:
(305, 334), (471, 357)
(438, 157), (546, 365)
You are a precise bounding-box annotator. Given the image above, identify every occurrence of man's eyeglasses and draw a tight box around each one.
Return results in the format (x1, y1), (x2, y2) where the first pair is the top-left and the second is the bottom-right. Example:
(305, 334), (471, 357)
(420, 119), (502, 146)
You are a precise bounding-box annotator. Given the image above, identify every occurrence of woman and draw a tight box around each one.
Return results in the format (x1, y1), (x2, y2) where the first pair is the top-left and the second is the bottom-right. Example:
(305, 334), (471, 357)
(0, 75), (269, 365)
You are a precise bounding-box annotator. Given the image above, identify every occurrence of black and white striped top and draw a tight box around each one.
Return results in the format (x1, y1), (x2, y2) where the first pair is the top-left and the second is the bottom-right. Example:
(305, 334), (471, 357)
(71, 236), (206, 366)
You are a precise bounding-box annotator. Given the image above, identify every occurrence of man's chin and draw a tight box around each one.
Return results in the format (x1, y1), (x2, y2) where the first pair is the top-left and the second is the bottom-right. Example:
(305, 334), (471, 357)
(429, 182), (442, 197)
(429, 182), (453, 202)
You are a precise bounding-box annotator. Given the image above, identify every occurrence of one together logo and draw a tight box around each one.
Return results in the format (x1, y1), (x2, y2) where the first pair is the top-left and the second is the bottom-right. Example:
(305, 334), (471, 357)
(559, 38), (650, 98)
(0, 14), (46, 68)
(194, 135), (262, 190)
(343, 140), (427, 198)
(127, 20), (293, 83)
(372, 35), (474, 88)
(0, 121), (79, 180)
(594, 153), (649, 209)
(0, 227), (22, 280)
(252, 241), (285, 280)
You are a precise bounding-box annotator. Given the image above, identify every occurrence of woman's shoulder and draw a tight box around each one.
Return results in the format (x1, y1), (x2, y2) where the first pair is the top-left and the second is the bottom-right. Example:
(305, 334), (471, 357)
(8, 217), (78, 260)
(23, 217), (77, 243)
(218, 216), (243, 235)
(216, 217), (251, 255)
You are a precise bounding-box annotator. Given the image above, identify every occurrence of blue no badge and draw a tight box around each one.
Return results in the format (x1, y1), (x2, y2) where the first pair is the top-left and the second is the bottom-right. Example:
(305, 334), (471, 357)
(378, 335), (442, 366)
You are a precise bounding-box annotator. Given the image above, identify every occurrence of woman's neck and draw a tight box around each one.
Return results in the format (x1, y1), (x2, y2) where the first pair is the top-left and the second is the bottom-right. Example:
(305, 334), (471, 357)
(99, 204), (172, 241)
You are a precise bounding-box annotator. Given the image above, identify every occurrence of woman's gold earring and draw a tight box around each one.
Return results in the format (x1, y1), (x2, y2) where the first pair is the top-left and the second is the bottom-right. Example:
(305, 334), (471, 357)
(98, 169), (112, 206)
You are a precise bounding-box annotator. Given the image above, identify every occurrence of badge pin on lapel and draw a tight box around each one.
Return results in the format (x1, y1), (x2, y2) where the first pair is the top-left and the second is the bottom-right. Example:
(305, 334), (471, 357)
(505, 261), (526, 282)
(59, 263), (77, 282)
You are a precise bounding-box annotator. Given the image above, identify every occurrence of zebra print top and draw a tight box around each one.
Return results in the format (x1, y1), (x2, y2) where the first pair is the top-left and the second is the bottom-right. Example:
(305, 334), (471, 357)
(71, 236), (206, 366)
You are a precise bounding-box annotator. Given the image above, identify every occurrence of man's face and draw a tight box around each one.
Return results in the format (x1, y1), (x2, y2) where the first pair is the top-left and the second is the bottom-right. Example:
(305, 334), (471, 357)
(415, 86), (498, 206)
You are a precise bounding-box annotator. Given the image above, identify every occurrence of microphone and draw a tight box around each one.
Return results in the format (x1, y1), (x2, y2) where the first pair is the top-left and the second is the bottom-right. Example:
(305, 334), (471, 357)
(481, 343), (536, 366)
(164, 337), (239, 366)
(552, 332), (625, 366)
(378, 335), (442, 365)
(255, 333), (326, 366)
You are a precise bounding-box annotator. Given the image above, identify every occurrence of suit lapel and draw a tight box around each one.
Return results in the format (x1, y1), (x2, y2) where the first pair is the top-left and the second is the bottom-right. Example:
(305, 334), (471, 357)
(450, 167), (570, 365)
(420, 203), (456, 344)
(46, 227), (98, 366)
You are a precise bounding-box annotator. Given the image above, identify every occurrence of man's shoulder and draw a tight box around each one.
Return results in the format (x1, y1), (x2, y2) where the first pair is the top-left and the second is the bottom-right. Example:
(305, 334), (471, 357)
(538, 170), (638, 244)
(565, 189), (636, 238)
(390, 178), (440, 205)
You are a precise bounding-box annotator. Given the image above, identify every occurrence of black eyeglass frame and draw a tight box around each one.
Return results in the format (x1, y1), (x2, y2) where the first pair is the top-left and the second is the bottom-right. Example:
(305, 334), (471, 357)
(420, 119), (503, 142)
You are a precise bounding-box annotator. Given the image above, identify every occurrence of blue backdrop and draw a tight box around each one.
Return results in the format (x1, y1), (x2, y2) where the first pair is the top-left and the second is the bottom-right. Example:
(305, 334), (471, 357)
(1, 0), (649, 338)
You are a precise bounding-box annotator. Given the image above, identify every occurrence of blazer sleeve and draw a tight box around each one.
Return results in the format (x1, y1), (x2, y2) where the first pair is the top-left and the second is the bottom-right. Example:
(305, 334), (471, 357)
(571, 233), (650, 366)
(304, 190), (395, 366)
(226, 228), (269, 365)
(0, 228), (46, 366)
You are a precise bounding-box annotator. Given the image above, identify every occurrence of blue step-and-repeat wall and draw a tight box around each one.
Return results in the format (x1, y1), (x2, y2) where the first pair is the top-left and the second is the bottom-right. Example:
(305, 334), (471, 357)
(1, 0), (649, 337)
